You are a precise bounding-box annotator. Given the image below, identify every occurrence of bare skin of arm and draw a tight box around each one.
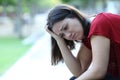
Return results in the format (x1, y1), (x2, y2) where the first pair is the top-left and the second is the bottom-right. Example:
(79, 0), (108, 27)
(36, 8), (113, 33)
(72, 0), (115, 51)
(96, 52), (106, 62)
(57, 40), (92, 77)
(46, 26), (92, 77)
(76, 35), (110, 80)
(77, 44), (92, 75)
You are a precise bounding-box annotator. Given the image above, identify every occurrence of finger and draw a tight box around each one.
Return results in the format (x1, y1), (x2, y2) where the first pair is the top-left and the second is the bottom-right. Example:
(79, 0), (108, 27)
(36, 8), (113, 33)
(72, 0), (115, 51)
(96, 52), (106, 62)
(45, 25), (51, 33)
(45, 25), (49, 31)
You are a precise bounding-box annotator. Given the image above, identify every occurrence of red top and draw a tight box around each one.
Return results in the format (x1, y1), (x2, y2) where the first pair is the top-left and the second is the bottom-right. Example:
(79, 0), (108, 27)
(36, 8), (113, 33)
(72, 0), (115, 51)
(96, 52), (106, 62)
(83, 13), (120, 77)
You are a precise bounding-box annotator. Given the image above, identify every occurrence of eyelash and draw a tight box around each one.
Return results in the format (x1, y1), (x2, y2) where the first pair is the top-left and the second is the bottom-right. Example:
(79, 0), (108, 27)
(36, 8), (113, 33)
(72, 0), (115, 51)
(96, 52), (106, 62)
(63, 26), (67, 30)
(59, 24), (68, 37)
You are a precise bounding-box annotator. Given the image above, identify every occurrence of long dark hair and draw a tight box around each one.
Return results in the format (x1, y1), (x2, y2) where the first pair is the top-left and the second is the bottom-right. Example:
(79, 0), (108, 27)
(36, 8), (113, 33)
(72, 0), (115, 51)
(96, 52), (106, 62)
(46, 4), (90, 65)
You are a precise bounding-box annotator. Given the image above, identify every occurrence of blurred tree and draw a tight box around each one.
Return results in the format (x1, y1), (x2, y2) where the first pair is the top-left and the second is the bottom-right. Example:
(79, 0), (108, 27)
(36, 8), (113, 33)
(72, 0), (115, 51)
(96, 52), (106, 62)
(0, 0), (17, 6)
(61, 0), (108, 13)
(61, 0), (89, 8)
(0, 0), (61, 15)
(0, 0), (61, 38)
(0, 0), (17, 16)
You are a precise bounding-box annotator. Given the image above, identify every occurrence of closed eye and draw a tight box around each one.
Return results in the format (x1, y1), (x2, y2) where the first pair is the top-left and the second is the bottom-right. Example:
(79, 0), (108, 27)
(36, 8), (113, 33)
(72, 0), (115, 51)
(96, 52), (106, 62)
(63, 24), (68, 31)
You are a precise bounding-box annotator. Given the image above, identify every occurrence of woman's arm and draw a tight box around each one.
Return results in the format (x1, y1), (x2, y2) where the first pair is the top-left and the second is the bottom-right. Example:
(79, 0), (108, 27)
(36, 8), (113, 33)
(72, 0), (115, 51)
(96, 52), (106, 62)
(57, 39), (92, 77)
(77, 44), (92, 75)
(45, 26), (92, 77)
(75, 35), (110, 80)
(56, 39), (82, 77)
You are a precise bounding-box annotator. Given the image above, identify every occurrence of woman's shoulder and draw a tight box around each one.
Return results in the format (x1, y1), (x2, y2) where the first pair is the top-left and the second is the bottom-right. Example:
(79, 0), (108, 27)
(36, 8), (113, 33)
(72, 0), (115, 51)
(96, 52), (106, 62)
(92, 12), (120, 25)
(88, 12), (112, 39)
(95, 12), (120, 20)
(95, 12), (108, 19)
(89, 12), (109, 22)
(96, 12), (114, 16)
(91, 13), (108, 25)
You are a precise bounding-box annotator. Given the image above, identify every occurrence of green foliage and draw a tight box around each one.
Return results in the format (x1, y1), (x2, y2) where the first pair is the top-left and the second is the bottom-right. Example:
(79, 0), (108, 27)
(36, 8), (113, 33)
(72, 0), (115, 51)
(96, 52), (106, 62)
(0, 37), (32, 75)
(0, 0), (61, 13)
(61, 0), (84, 8)
(61, 0), (72, 3)
(0, 0), (17, 6)
(61, 0), (95, 8)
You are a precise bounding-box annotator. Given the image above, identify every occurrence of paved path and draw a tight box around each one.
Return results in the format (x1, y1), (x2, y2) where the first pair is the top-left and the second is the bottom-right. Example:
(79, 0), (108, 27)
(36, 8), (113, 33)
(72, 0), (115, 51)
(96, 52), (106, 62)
(0, 33), (72, 80)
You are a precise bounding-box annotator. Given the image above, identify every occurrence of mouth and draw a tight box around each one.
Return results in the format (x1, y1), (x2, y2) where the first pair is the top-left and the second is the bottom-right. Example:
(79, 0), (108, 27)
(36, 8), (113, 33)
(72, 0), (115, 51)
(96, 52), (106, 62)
(71, 33), (76, 40)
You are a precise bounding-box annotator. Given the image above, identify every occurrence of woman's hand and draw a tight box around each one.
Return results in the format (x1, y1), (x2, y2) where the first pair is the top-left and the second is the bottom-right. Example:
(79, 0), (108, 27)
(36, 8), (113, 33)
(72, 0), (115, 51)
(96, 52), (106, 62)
(45, 25), (64, 41)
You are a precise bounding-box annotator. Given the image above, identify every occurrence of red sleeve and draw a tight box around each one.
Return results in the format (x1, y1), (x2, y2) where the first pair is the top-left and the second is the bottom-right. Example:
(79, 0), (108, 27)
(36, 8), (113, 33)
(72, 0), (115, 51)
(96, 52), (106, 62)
(88, 13), (112, 39)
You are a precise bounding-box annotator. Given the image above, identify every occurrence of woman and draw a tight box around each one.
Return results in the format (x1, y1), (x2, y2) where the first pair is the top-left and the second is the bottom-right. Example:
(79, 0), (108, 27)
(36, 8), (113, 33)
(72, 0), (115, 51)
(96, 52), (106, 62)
(45, 4), (120, 80)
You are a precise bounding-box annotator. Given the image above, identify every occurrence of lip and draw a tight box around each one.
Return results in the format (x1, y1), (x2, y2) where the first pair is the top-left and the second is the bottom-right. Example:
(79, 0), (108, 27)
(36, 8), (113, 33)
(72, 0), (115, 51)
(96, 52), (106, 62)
(71, 33), (76, 40)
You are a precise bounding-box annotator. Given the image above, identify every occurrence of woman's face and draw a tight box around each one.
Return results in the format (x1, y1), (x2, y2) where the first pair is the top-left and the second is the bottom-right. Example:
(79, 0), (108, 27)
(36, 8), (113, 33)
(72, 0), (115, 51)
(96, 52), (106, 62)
(52, 18), (84, 40)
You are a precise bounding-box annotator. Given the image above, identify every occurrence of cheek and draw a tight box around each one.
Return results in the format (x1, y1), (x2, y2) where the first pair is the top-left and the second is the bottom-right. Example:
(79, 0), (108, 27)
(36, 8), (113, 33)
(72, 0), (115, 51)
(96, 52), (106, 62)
(78, 31), (84, 39)
(52, 28), (60, 35)
(72, 22), (82, 31)
(73, 26), (82, 33)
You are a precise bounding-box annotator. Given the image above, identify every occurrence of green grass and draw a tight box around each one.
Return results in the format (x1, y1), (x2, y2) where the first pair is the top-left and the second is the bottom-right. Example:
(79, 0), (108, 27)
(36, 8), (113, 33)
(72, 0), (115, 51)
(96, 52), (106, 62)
(0, 37), (32, 75)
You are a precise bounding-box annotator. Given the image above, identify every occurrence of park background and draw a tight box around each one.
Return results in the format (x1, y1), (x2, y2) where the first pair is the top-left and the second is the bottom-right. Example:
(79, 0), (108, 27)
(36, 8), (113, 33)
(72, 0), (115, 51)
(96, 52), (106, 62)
(0, 0), (120, 80)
